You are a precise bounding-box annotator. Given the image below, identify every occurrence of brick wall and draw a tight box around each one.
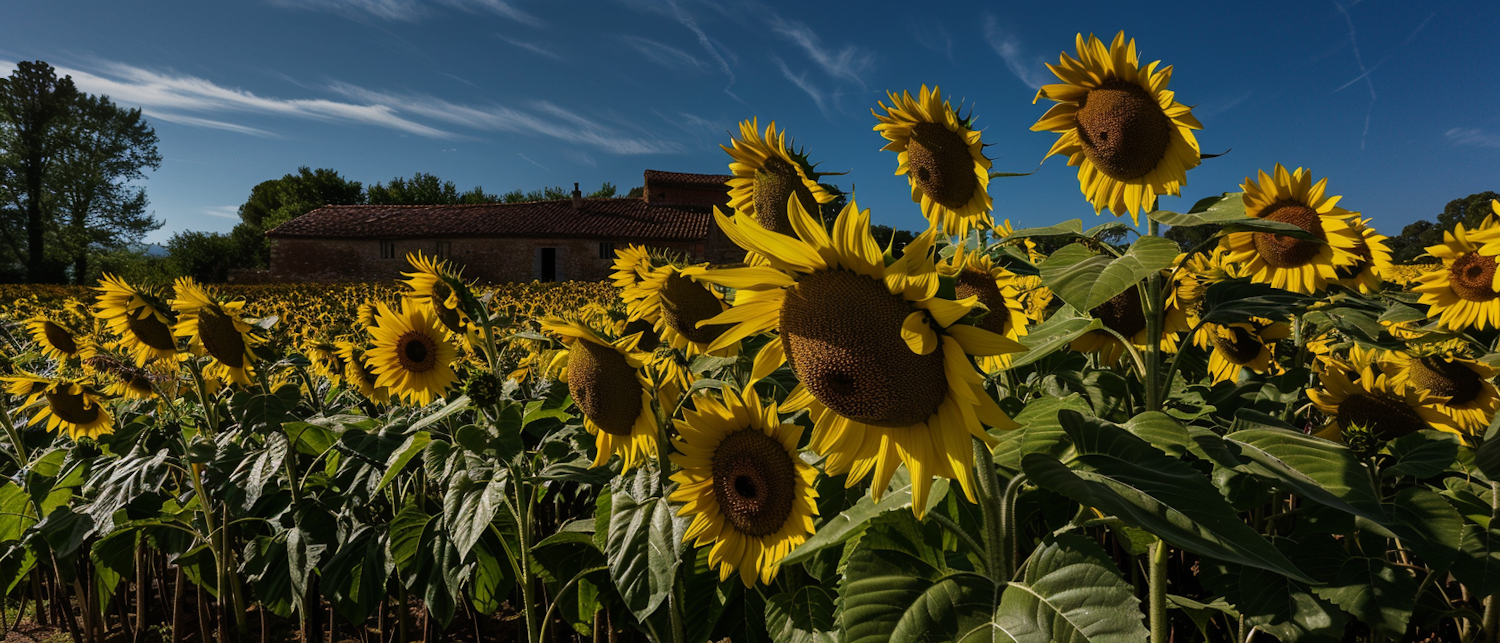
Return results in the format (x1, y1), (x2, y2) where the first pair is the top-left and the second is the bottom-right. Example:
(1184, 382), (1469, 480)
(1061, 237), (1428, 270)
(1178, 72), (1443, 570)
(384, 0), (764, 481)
(269, 236), (705, 283)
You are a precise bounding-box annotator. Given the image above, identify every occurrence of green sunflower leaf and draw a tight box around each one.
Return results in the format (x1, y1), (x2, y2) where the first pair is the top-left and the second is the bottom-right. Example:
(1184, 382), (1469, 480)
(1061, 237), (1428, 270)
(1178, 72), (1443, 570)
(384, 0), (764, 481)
(1039, 237), (1178, 313)
(991, 534), (1147, 643)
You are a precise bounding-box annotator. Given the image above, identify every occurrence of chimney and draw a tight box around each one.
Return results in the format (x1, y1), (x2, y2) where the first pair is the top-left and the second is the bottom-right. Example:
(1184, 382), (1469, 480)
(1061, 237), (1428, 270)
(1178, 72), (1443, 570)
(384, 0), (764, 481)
(571, 182), (583, 209)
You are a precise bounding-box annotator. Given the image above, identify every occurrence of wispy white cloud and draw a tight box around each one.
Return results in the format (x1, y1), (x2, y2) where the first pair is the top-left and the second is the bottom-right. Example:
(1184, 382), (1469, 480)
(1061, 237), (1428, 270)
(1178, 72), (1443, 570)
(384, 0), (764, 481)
(911, 21), (955, 63)
(1195, 89), (1255, 119)
(329, 83), (684, 154)
(1446, 128), (1500, 149)
(1331, 1), (1377, 149)
(620, 36), (703, 72)
(981, 14), (1050, 90)
(496, 35), (565, 61)
(516, 153), (548, 169)
(0, 58), (455, 138)
(768, 16), (873, 88)
(267, 0), (542, 26)
(773, 57), (829, 119)
(202, 206), (240, 220)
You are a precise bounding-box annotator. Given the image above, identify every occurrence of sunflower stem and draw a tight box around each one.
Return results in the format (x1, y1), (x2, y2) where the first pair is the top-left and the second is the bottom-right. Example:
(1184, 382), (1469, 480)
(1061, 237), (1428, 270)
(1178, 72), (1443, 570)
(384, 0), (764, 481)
(1143, 217), (1165, 413)
(0, 406), (29, 466)
(1149, 539), (1170, 643)
(653, 394), (686, 643)
(972, 438), (1008, 580)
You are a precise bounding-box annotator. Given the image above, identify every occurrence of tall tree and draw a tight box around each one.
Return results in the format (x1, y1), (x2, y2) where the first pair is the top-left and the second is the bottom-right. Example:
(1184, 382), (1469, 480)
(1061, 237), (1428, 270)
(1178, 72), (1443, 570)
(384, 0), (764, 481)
(0, 61), (79, 282)
(234, 167), (363, 267)
(50, 93), (163, 282)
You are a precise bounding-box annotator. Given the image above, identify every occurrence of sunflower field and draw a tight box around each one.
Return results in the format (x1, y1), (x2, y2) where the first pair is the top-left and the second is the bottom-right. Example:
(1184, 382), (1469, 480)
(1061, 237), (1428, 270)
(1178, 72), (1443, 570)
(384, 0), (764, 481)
(4, 31), (1500, 643)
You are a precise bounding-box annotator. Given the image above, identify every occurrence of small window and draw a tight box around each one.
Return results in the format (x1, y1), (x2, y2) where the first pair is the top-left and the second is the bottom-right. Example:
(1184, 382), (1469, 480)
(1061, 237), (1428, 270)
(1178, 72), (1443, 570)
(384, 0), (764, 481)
(379, 240), (397, 259)
(599, 242), (615, 259)
(435, 241), (453, 260)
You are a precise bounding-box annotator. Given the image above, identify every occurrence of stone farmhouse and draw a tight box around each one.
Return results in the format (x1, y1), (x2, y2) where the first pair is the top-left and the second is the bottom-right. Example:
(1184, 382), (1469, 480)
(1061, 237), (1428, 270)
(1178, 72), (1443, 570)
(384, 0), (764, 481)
(264, 170), (739, 283)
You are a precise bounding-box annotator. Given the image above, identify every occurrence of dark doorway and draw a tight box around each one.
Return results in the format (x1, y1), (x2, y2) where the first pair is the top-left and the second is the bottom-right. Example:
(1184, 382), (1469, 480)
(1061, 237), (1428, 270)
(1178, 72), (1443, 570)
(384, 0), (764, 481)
(541, 247), (556, 282)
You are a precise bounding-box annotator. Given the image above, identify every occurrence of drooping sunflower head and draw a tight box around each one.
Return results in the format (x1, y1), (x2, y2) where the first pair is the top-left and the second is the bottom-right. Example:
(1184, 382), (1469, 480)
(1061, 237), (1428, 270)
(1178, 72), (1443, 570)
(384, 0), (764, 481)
(670, 386), (818, 587)
(687, 197), (1024, 514)
(1031, 32), (1203, 221)
(171, 278), (261, 386)
(3, 373), (113, 440)
(26, 317), (92, 362)
(92, 274), (178, 366)
(611, 244), (657, 299)
(539, 318), (658, 469)
(84, 352), (164, 400)
(1220, 165), (1363, 294)
(1309, 366), (1461, 442)
(938, 246), (1030, 372)
(335, 341), (390, 405)
(1413, 218), (1500, 331)
(402, 252), (471, 337)
(365, 300), (459, 407)
(874, 85), (993, 236)
(723, 119), (836, 236)
(304, 339), (347, 385)
(627, 264), (738, 357)
(1192, 320), (1289, 384)
(1335, 218), (1394, 293)
(1387, 351), (1499, 432)
(1071, 275), (1189, 364)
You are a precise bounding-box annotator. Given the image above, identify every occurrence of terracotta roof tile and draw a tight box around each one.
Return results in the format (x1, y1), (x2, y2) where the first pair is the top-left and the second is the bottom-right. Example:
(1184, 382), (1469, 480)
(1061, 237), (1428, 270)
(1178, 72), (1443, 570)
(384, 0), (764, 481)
(643, 169), (734, 187)
(266, 198), (711, 240)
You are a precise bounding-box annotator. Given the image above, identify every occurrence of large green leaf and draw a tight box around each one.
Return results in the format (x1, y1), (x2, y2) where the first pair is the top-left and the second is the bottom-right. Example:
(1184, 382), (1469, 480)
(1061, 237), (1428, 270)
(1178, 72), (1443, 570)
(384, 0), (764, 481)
(1313, 556), (1417, 637)
(992, 535), (1147, 643)
(443, 470), (505, 559)
(840, 513), (990, 643)
(1039, 238), (1179, 313)
(1453, 522), (1500, 597)
(1378, 486), (1462, 571)
(469, 530), (515, 615)
(782, 470), (948, 566)
(1381, 431), (1461, 480)
(766, 586), (839, 643)
(320, 526), (388, 625)
(1005, 306), (1102, 370)
(1007, 219), (1085, 240)
(90, 528), (138, 612)
(1216, 427), (1384, 519)
(1025, 411), (1312, 582)
(1201, 556), (1346, 643)
(243, 534), (297, 618)
(376, 430), (431, 492)
(1149, 193), (1247, 227)
(1199, 281), (1313, 325)
(606, 479), (685, 621)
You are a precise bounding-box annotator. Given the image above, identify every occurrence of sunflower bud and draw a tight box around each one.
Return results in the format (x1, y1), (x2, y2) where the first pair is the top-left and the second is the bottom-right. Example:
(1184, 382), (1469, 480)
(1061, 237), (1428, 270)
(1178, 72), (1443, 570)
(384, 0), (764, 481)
(462, 369), (506, 409)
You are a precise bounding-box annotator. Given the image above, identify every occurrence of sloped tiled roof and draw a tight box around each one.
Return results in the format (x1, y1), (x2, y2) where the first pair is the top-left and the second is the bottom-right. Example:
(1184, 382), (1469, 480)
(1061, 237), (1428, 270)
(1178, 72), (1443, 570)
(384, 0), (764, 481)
(643, 169), (733, 187)
(266, 198), (710, 240)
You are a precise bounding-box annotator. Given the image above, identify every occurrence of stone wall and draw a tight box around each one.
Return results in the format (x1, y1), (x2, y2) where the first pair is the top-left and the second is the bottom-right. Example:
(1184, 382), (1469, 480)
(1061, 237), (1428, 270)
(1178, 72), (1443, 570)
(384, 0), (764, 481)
(268, 236), (706, 283)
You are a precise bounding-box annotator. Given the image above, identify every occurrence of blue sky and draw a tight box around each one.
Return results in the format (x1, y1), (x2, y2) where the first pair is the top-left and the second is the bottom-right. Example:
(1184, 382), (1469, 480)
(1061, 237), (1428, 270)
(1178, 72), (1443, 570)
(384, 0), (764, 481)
(3, 0), (1497, 243)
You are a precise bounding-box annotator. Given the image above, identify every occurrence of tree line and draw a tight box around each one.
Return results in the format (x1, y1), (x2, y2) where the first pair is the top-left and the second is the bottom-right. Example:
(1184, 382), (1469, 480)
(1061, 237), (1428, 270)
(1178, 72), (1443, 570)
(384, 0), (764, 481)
(0, 61), (161, 284)
(166, 170), (629, 282)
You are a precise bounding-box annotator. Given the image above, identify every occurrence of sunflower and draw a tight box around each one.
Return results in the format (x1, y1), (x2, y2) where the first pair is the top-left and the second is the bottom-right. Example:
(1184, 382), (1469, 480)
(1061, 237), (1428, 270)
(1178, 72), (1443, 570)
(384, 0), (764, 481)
(85, 353), (164, 400)
(1070, 274), (1191, 365)
(874, 86), (993, 236)
(1387, 352), (1499, 433)
(365, 301), (458, 406)
(304, 339), (346, 386)
(611, 244), (657, 302)
(938, 246), (1030, 372)
(25, 317), (91, 361)
(1309, 366), (1461, 442)
(626, 264), (739, 358)
(171, 278), (261, 386)
(1335, 218), (1394, 293)
(93, 274), (178, 366)
(1192, 320), (1289, 384)
(1413, 218), (1500, 330)
(685, 198), (1025, 515)
(335, 341), (390, 405)
(3, 374), (113, 440)
(669, 386), (818, 587)
(402, 252), (474, 340)
(1220, 165), (1363, 295)
(1031, 32), (1202, 222)
(539, 318), (659, 469)
(723, 119), (837, 236)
